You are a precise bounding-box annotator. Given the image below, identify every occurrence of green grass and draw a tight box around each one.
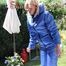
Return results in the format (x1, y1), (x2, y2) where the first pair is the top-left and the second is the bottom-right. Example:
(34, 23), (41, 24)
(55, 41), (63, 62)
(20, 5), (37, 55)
(58, 45), (66, 66)
(24, 60), (40, 66)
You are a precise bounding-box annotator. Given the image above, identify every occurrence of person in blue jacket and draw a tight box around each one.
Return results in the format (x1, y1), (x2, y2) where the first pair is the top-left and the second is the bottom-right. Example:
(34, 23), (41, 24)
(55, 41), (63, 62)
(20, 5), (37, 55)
(10, 0), (62, 66)
(24, 0), (62, 66)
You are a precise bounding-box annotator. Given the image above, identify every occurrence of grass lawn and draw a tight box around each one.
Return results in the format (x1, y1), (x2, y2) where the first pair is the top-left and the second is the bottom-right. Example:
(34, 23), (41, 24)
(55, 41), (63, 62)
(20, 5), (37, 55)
(58, 45), (66, 66)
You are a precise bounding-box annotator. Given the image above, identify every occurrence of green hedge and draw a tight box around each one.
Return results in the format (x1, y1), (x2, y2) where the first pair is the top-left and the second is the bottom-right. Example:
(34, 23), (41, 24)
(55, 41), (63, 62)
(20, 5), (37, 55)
(0, 4), (29, 57)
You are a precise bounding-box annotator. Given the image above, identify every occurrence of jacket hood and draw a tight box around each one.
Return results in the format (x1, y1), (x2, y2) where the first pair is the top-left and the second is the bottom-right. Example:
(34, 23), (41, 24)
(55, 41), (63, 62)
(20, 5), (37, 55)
(39, 3), (46, 14)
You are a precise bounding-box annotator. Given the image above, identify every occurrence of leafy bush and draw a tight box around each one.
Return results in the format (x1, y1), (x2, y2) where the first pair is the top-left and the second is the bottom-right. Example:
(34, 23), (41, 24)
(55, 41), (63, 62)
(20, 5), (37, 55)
(45, 2), (66, 30)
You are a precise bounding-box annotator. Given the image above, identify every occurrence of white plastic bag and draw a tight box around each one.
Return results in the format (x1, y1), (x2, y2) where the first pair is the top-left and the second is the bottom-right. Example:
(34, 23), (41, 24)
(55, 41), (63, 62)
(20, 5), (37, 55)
(3, 0), (21, 34)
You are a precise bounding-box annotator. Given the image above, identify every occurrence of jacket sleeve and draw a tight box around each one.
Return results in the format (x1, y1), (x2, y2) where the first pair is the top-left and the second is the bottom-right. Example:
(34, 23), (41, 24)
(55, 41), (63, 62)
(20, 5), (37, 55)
(27, 23), (37, 49)
(45, 12), (61, 45)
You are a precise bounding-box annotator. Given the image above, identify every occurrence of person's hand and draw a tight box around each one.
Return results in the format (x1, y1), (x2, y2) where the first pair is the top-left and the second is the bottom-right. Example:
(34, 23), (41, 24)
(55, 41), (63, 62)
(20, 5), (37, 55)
(27, 48), (31, 53)
(9, 0), (20, 9)
(56, 44), (62, 57)
(9, 0), (16, 9)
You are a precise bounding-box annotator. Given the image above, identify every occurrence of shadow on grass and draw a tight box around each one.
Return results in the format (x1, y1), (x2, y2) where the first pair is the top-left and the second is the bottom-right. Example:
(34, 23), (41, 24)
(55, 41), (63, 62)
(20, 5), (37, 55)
(24, 60), (40, 66)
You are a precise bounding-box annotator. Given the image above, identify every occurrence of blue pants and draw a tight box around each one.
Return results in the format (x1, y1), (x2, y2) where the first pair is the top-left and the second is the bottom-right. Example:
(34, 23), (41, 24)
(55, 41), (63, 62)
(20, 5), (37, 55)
(40, 46), (58, 66)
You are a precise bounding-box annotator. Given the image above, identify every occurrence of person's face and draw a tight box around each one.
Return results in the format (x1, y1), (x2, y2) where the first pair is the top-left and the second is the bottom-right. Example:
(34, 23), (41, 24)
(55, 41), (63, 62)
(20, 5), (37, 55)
(27, 4), (37, 15)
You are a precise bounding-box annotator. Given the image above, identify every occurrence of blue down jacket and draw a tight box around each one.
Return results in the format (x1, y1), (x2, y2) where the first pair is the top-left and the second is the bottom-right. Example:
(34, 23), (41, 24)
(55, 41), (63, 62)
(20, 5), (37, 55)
(26, 3), (61, 49)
